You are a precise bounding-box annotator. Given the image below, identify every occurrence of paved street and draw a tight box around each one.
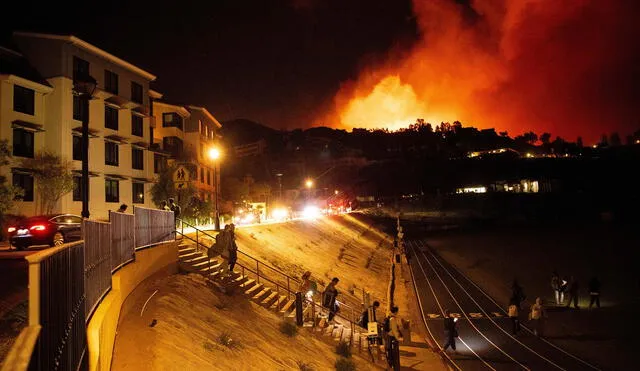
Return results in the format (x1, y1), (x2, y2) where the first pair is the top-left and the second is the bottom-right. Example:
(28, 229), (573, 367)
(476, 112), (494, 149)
(408, 240), (601, 371)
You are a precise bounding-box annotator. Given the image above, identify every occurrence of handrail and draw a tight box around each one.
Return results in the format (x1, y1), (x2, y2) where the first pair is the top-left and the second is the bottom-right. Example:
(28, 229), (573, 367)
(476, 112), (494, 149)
(176, 218), (365, 320)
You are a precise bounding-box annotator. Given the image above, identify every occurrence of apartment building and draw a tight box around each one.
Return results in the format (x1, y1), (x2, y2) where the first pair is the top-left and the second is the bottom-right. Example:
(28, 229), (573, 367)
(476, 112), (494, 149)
(151, 101), (221, 203)
(1, 32), (157, 218)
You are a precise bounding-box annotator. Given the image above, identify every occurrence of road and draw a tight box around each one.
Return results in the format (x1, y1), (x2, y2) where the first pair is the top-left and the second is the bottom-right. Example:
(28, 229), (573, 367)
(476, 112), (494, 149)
(407, 240), (602, 371)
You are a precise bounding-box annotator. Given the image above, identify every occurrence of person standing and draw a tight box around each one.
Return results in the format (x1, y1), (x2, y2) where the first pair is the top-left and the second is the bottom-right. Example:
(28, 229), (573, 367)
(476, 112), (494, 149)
(511, 279), (526, 310)
(559, 276), (569, 305)
(168, 198), (181, 227)
(588, 276), (601, 309)
(227, 223), (238, 276)
(441, 309), (458, 354)
(385, 306), (403, 371)
(551, 271), (561, 305)
(359, 301), (380, 330)
(323, 277), (340, 322)
(508, 298), (521, 335)
(566, 276), (580, 309)
(529, 297), (546, 336)
(159, 200), (171, 211)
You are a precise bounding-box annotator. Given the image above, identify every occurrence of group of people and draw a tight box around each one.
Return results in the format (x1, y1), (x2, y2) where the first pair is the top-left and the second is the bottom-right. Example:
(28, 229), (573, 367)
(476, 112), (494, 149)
(551, 271), (601, 310)
(297, 271), (404, 370)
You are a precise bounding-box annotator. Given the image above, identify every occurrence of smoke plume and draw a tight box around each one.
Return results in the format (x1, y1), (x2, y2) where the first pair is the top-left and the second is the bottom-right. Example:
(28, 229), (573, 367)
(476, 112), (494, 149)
(327, 0), (640, 143)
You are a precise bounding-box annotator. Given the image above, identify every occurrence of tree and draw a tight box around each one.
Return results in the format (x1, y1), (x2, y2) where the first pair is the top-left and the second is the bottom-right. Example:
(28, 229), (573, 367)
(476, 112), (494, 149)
(0, 140), (22, 218)
(499, 131), (509, 138)
(523, 131), (538, 145)
(609, 132), (621, 146)
(540, 132), (552, 145)
(150, 164), (198, 210)
(599, 134), (609, 147)
(20, 151), (73, 214)
(576, 136), (583, 148)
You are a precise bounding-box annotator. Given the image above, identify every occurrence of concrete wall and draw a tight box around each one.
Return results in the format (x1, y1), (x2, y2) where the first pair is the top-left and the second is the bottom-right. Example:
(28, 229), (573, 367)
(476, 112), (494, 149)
(86, 240), (179, 371)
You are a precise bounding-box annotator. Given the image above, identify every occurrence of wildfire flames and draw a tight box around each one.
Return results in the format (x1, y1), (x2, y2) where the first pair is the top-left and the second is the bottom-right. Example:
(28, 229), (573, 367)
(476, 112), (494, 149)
(329, 0), (640, 142)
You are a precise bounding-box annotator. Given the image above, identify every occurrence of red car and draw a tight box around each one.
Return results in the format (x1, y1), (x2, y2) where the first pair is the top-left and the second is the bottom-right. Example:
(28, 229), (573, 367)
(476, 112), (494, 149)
(7, 214), (83, 250)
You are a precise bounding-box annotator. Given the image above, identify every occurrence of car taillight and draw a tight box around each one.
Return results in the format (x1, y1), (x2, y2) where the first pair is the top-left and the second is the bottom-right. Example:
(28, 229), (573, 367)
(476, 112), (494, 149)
(7, 227), (16, 233)
(29, 225), (46, 231)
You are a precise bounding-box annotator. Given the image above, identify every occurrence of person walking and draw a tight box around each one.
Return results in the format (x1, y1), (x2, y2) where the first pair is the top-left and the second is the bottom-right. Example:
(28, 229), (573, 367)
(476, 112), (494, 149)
(159, 200), (171, 211)
(529, 297), (546, 336)
(508, 297), (521, 335)
(441, 309), (458, 354)
(168, 198), (181, 227)
(566, 276), (580, 309)
(588, 276), (601, 309)
(226, 223), (238, 276)
(551, 271), (561, 305)
(385, 306), (403, 370)
(322, 277), (340, 323)
(559, 276), (569, 305)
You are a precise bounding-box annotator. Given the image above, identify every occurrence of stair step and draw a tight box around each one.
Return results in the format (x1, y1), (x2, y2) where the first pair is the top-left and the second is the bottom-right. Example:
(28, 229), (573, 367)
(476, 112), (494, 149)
(341, 327), (352, 345)
(323, 324), (335, 336)
(192, 260), (213, 268)
(333, 325), (344, 341)
(270, 295), (288, 311)
(252, 288), (272, 302)
(184, 255), (209, 264)
(245, 283), (264, 297)
(239, 278), (256, 289)
(261, 292), (279, 307)
(279, 299), (296, 314)
(179, 252), (199, 260)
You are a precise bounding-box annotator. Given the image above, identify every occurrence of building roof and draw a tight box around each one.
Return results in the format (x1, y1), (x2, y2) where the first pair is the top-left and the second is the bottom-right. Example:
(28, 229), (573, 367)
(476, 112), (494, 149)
(12, 32), (156, 81)
(153, 100), (191, 117)
(0, 46), (51, 87)
(187, 105), (222, 128)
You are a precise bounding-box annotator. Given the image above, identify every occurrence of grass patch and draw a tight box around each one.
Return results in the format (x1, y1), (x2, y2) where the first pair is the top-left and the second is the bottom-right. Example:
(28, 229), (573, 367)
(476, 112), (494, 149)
(218, 331), (239, 348)
(279, 321), (298, 337)
(335, 357), (356, 371)
(335, 340), (351, 358)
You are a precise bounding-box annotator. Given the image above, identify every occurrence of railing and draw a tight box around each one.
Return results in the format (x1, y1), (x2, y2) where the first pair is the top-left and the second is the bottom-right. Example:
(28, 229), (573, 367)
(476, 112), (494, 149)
(175, 218), (365, 324)
(26, 241), (88, 371)
(109, 211), (135, 271)
(134, 206), (174, 249)
(83, 219), (112, 321)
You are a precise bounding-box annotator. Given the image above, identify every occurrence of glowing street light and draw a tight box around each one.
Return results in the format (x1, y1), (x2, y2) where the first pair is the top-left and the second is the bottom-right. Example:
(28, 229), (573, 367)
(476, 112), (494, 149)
(208, 147), (221, 160)
(305, 179), (314, 188)
(334, 189), (339, 195)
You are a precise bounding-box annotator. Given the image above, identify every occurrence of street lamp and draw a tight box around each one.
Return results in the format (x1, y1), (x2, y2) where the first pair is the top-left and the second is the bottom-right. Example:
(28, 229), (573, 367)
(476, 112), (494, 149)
(305, 179), (314, 188)
(73, 75), (97, 219)
(208, 146), (222, 230)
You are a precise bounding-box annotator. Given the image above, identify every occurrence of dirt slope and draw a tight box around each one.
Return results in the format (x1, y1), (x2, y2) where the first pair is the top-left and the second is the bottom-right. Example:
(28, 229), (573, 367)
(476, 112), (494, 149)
(112, 273), (380, 371)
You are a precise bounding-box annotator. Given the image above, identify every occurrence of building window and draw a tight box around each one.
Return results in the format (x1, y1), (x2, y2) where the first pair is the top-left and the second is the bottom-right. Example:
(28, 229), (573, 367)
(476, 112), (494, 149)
(131, 82), (143, 104)
(154, 154), (165, 174)
(13, 85), (35, 115)
(162, 113), (183, 130)
(200, 168), (205, 183)
(207, 169), (211, 185)
(162, 136), (183, 157)
(72, 176), (88, 201)
(72, 135), (81, 161)
(13, 173), (34, 201)
(132, 148), (144, 170)
(104, 70), (119, 95)
(13, 129), (34, 158)
(73, 56), (90, 81)
(105, 141), (119, 166)
(72, 94), (88, 121)
(105, 105), (118, 130)
(105, 179), (119, 203)
(131, 115), (143, 136)
(132, 182), (144, 204)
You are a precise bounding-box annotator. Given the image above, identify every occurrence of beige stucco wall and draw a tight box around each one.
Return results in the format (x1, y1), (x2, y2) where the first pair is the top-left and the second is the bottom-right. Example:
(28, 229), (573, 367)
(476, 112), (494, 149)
(86, 240), (179, 371)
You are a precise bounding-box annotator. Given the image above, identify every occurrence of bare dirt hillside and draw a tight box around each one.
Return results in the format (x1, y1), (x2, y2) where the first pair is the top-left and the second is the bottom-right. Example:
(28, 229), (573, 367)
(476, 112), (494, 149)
(112, 273), (380, 371)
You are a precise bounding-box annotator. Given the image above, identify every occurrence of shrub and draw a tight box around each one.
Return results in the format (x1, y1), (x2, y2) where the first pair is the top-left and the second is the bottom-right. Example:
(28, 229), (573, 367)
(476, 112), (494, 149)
(218, 331), (235, 348)
(280, 320), (298, 337)
(336, 341), (351, 358)
(335, 357), (356, 371)
(296, 360), (315, 371)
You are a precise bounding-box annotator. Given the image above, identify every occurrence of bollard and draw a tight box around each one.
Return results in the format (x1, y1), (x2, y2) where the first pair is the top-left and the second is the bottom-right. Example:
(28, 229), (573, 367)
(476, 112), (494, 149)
(295, 292), (304, 326)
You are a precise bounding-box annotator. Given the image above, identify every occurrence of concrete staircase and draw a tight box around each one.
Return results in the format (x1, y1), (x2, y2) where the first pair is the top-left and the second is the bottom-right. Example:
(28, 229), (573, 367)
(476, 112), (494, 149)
(177, 240), (385, 362)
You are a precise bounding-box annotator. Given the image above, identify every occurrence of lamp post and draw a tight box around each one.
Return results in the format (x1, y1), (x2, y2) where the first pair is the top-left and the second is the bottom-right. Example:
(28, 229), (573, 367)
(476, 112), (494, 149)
(276, 173), (283, 202)
(208, 147), (221, 230)
(73, 75), (97, 219)
(305, 178), (314, 201)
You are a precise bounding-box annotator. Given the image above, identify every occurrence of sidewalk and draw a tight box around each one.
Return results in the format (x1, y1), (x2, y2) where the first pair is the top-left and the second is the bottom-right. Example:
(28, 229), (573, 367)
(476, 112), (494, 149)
(394, 259), (448, 371)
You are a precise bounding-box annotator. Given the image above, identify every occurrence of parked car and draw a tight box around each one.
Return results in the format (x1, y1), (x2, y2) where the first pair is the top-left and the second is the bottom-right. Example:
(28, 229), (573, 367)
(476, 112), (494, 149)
(7, 214), (83, 250)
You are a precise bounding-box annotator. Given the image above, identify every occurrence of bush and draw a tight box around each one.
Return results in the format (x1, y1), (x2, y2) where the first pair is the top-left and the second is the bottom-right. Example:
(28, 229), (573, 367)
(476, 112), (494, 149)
(296, 360), (315, 371)
(335, 357), (356, 371)
(336, 341), (351, 358)
(218, 331), (235, 348)
(280, 320), (298, 337)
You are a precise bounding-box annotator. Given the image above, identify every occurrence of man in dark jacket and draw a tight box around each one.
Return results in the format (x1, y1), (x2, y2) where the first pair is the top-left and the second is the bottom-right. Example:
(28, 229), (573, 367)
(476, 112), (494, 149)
(360, 301), (380, 329)
(227, 223), (238, 275)
(442, 309), (458, 354)
(566, 276), (580, 309)
(588, 277), (600, 309)
(323, 277), (340, 322)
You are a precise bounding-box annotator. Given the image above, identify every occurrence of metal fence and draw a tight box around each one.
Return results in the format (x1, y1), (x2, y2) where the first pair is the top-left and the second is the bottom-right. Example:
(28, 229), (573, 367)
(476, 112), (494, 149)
(109, 211), (135, 271)
(83, 219), (112, 321)
(134, 206), (174, 249)
(27, 241), (88, 371)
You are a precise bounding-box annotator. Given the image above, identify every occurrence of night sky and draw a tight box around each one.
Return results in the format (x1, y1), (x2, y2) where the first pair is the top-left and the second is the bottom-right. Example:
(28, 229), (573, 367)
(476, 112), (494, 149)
(2, 0), (640, 142)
